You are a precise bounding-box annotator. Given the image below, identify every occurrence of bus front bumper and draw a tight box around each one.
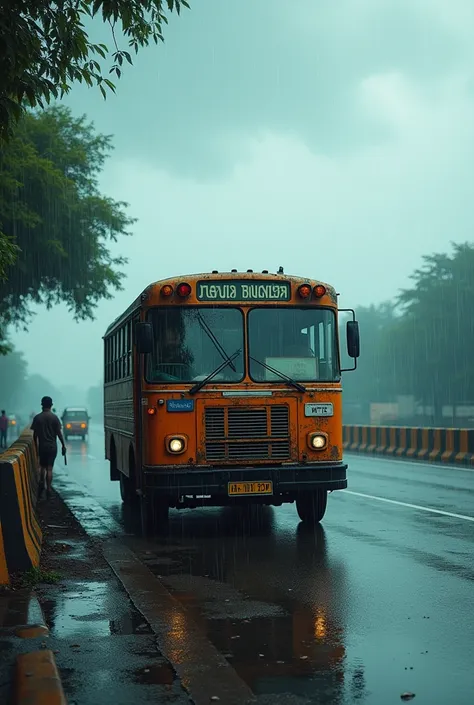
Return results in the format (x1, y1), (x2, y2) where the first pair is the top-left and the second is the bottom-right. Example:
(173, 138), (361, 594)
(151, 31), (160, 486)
(142, 462), (347, 504)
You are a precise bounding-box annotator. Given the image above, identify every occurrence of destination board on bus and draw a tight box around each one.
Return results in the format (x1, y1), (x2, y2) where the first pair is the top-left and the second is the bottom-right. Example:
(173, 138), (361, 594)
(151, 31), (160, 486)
(197, 280), (291, 302)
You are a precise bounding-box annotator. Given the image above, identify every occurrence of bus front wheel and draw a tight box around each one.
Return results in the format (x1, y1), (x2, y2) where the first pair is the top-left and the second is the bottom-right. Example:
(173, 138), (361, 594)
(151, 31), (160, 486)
(296, 490), (328, 524)
(119, 472), (136, 505)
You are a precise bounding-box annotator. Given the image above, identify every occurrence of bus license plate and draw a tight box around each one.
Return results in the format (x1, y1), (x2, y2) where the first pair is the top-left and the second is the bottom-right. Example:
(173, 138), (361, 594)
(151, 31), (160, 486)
(228, 481), (273, 496)
(304, 403), (334, 417)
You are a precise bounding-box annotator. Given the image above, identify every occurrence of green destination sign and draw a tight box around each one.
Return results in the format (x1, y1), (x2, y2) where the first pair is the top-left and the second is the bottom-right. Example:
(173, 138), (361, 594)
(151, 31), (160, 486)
(197, 280), (291, 302)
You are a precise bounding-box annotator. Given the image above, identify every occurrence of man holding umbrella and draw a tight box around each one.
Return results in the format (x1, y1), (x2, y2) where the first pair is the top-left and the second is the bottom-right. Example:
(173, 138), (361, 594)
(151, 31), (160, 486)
(31, 396), (67, 499)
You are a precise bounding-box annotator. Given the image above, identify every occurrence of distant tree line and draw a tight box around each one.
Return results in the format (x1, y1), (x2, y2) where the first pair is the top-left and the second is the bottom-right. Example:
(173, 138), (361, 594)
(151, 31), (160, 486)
(342, 242), (474, 426)
(0, 348), (101, 423)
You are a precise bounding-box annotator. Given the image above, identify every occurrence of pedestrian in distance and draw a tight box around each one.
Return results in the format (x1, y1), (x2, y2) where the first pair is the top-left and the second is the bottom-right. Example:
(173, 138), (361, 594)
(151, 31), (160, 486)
(31, 396), (66, 499)
(0, 410), (8, 449)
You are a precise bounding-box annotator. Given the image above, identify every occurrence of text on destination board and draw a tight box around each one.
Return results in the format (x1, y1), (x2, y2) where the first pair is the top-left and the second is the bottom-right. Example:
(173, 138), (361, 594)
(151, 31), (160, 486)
(197, 281), (290, 301)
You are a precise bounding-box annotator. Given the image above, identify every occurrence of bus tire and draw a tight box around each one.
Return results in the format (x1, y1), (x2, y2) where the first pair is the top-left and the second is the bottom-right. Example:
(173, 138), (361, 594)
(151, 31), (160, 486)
(109, 439), (120, 481)
(119, 472), (136, 505)
(296, 490), (327, 524)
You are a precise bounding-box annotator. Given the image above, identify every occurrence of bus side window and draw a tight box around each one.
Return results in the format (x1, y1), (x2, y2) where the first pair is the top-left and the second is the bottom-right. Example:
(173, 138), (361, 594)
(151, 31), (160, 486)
(112, 334), (117, 380)
(108, 337), (112, 382)
(104, 339), (108, 383)
(125, 322), (131, 376)
(120, 326), (126, 378)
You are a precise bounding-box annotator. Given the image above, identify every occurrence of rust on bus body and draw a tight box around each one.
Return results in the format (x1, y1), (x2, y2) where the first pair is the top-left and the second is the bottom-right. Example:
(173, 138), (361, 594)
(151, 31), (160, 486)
(137, 272), (341, 469)
(142, 391), (343, 468)
(104, 270), (354, 520)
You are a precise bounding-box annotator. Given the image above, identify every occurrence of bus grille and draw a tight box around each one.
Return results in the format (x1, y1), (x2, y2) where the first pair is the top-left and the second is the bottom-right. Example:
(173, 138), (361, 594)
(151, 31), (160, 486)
(204, 405), (290, 461)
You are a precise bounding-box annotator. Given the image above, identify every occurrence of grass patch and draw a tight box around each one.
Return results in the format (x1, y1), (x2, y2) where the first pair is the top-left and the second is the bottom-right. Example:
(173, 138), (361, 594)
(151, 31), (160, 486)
(22, 566), (61, 587)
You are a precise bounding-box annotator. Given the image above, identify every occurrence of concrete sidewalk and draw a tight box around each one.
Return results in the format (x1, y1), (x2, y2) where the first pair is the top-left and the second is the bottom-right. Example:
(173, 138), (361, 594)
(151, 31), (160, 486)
(0, 490), (192, 705)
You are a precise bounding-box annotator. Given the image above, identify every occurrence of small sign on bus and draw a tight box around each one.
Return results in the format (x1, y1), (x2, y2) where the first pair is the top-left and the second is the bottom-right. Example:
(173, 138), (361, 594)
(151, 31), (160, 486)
(304, 403), (334, 417)
(197, 280), (291, 302)
(167, 399), (195, 412)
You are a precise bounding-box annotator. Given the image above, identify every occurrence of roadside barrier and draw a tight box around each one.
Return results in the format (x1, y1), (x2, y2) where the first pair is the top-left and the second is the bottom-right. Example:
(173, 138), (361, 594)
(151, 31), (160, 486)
(343, 425), (474, 466)
(0, 429), (41, 584)
(16, 650), (67, 705)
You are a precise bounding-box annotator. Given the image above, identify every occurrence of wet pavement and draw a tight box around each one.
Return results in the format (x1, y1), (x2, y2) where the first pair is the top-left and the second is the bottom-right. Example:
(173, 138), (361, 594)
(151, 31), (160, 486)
(0, 489), (191, 705)
(54, 425), (474, 704)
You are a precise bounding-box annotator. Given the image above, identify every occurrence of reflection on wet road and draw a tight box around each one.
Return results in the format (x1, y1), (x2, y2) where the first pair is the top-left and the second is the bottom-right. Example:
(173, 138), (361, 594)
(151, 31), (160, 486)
(59, 425), (474, 704)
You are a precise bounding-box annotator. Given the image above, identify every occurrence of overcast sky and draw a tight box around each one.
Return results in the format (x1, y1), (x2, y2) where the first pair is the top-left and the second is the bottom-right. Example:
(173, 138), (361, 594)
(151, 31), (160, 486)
(14, 0), (474, 390)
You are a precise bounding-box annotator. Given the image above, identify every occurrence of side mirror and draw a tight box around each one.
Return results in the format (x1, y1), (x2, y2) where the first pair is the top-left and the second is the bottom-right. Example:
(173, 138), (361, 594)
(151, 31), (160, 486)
(136, 322), (154, 354)
(346, 320), (360, 359)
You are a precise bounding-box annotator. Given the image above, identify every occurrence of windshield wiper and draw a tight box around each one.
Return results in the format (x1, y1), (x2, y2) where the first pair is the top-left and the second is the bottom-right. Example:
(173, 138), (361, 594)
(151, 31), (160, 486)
(196, 312), (236, 372)
(189, 349), (242, 395)
(249, 356), (306, 392)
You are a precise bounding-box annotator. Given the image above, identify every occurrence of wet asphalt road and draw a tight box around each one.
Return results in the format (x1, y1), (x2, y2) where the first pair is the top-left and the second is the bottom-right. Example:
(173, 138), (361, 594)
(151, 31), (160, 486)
(58, 425), (474, 705)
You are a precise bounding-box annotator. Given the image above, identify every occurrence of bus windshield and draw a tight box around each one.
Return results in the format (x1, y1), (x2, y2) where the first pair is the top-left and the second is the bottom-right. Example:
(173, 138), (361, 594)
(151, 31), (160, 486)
(146, 307), (245, 383)
(248, 307), (340, 382)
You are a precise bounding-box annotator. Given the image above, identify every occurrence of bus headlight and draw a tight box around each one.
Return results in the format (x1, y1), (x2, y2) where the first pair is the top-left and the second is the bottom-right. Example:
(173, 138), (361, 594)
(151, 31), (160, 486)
(166, 435), (188, 454)
(308, 433), (327, 450)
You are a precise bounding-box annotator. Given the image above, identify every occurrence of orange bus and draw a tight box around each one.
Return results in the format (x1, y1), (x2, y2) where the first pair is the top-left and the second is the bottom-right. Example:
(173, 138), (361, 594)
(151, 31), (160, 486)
(103, 270), (359, 532)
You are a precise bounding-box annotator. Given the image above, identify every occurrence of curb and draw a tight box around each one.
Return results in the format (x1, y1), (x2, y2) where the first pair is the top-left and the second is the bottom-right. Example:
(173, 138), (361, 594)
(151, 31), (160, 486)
(16, 650), (67, 705)
(53, 470), (255, 705)
(104, 539), (256, 705)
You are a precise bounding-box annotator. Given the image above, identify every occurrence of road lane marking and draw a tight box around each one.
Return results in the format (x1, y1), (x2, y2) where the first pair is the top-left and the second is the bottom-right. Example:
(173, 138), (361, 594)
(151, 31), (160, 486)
(346, 452), (474, 474)
(342, 490), (474, 522)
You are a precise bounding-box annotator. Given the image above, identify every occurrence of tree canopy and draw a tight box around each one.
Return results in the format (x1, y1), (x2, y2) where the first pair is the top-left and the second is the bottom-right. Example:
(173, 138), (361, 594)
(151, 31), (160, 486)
(0, 0), (190, 139)
(397, 242), (474, 413)
(344, 242), (474, 424)
(0, 105), (134, 347)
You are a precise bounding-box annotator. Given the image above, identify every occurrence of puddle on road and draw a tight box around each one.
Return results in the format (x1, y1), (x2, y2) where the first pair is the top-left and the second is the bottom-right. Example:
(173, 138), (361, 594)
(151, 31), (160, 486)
(131, 513), (372, 702)
(41, 580), (152, 638)
(0, 592), (44, 629)
(155, 577), (349, 702)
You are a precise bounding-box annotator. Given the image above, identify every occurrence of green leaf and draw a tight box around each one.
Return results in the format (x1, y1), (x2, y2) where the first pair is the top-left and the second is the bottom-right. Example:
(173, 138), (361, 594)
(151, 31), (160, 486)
(103, 78), (116, 92)
(0, 0), (191, 140)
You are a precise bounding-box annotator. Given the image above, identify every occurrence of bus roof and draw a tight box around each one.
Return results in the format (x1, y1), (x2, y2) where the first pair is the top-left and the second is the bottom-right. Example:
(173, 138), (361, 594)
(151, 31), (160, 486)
(104, 270), (337, 337)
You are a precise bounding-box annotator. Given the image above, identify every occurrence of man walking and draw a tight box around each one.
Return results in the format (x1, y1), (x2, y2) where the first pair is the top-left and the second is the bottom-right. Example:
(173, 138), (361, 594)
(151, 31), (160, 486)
(31, 397), (66, 498)
(0, 410), (8, 449)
